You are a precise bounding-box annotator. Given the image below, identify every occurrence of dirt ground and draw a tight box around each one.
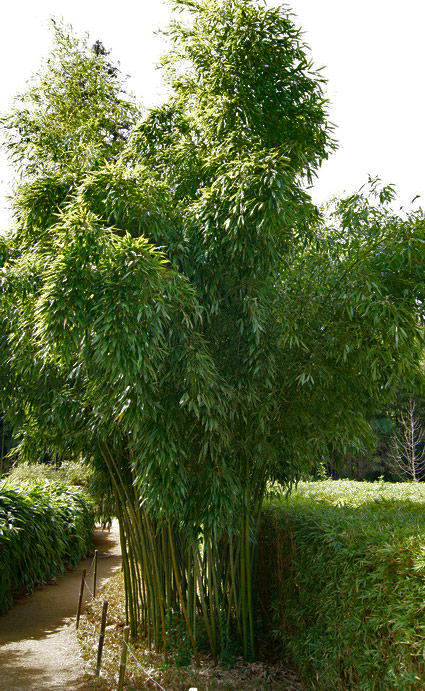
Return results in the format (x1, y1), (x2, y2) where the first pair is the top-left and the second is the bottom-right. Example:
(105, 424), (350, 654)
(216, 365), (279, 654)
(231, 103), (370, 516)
(0, 523), (121, 691)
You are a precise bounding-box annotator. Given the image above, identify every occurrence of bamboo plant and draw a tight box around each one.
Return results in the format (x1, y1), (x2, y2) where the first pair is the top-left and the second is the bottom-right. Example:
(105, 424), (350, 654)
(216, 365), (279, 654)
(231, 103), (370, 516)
(0, 0), (424, 660)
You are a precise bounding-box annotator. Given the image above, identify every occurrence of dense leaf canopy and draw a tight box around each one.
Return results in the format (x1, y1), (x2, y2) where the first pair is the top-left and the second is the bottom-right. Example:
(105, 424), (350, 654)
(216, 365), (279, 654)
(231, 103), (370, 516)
(1, 1), (424, 515)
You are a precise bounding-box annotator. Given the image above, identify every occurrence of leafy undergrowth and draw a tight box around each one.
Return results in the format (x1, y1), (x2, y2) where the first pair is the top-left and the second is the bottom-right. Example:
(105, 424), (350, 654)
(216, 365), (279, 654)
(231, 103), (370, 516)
(288, 478), (425, 505)
(0, 478), (94, 614)
(78, 571), (304, 690)
(259, 480), (425, 689)
(7, 461), (114, 527)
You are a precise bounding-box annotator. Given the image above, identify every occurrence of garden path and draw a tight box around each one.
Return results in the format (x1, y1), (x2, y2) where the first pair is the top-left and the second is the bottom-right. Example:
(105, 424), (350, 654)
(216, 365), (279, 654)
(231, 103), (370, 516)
(0, 523), (121, 690)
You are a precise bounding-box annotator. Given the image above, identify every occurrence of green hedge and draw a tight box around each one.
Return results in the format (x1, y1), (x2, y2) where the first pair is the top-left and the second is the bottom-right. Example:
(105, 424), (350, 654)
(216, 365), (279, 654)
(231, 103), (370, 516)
(258, 481), (425, 690)
(0, 479), (94, 614)
(7, 462), (115, 528)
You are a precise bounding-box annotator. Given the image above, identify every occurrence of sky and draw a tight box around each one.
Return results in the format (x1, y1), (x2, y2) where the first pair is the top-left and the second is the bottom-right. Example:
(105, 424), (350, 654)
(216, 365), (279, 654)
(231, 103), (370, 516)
(1, 0), (424, 227)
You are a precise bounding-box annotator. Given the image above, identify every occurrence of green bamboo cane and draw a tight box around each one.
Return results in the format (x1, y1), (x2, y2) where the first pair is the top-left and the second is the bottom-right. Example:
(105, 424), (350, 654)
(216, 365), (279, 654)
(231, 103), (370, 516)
(240, 514), (248, 660)
(245, 509), (255, 658)
(117, 511), (131, 627)
(195, 548), (216, 659)
(141, 508), (168, 651)
(100, 445), (151, 637)
(168, 522), (200, 665)
(104, 444), (167, 650)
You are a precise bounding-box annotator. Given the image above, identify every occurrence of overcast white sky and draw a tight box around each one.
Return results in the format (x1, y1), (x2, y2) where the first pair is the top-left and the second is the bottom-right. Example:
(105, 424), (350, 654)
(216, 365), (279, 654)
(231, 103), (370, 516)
(1, 0), (424, 228)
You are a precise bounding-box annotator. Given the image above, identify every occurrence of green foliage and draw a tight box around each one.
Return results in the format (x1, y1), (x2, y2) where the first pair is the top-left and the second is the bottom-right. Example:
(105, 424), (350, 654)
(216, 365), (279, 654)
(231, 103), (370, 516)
(7, 462), (114, 527)
(259, 481), (425, 689)
(271, 178), (425, 479)
(0, 20), (140, 177)
(0, 478), (94, 614)
(0, 0), (423, 662)
(7, 460), (93, 485)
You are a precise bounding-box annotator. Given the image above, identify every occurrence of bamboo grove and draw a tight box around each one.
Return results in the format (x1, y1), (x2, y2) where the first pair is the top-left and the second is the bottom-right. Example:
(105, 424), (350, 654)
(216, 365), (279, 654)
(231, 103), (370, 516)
(0, 0), (424, 660)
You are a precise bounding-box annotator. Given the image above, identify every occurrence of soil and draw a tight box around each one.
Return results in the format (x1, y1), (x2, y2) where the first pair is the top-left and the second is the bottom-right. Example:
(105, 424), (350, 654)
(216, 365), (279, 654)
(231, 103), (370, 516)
(0, 523), (121, 691)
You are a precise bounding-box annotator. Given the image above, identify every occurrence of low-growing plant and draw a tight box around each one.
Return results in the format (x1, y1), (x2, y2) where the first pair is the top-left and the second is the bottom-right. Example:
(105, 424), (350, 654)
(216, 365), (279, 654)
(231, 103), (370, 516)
(7, 461), (114, 527)
(8, 460), (93, 486)
(258, 480), (425, 690)
(0, 478), (94, 614)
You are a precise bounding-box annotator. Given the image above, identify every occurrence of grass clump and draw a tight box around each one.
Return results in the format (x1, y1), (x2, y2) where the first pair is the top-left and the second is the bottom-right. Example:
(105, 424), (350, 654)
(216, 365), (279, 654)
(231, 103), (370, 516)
(0, 478), (94, 614)
(258, 480), (425, 689)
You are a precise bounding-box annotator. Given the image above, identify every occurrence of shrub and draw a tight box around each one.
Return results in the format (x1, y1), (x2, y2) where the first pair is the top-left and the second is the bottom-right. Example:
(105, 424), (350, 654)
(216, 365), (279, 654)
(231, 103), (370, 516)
(0, 479), (94, 614)
(7, 460), (93, 486)
(258, 480), (425, 689)
(8, 461), (114, 528)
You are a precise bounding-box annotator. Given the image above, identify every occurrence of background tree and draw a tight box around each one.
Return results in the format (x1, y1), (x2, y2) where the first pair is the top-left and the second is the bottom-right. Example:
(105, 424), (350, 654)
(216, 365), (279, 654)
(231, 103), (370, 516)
(389, 398), (425, 481)
(0, 0), (424, 661)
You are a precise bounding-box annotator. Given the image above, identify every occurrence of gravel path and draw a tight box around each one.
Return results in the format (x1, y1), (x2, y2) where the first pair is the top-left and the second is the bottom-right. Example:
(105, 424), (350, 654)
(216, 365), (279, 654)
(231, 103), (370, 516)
(0, 524), (121, 690)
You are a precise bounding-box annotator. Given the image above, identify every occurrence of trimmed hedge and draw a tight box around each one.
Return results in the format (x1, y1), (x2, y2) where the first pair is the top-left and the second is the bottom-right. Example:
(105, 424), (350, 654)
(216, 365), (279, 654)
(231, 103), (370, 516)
(0, 479), (94, 614)
(258, 481), (425, 690)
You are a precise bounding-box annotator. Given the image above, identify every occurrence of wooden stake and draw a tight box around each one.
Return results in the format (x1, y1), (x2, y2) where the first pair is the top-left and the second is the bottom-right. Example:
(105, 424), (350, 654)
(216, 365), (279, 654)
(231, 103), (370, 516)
(76, 569), (86, 630)
(95, 600), (109, 677)
(93, 549), (98, 598)
(117, 625), (130, 691)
